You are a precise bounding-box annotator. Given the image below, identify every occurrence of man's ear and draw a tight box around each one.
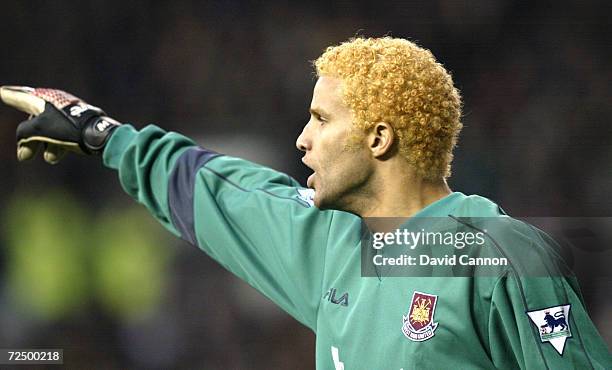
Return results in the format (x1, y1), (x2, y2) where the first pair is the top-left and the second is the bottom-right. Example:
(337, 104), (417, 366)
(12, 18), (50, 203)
(368, 122), (395, 158)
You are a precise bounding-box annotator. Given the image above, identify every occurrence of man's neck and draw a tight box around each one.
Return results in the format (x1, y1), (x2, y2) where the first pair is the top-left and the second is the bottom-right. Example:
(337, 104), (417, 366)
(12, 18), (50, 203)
(357, 166), (452, 218)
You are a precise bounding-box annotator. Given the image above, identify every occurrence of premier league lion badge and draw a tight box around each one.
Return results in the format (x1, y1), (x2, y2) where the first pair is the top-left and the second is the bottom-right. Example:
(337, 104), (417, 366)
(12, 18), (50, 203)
(527, 304), (572, 355)
(402, 291), (439, 342)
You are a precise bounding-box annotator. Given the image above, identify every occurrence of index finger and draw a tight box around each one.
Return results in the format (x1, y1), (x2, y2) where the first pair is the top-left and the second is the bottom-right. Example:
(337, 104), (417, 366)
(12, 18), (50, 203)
(0, 86), (46, 116)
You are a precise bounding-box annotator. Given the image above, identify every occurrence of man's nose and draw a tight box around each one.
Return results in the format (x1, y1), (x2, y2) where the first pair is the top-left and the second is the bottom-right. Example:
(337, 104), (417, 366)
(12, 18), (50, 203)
(296, 122), (312, 152)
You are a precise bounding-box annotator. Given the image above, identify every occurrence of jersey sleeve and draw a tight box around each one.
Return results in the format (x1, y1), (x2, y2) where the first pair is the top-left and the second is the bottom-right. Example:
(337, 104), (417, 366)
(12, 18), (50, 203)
(487, 273), (610, 370)
(103, 124), (336, 330)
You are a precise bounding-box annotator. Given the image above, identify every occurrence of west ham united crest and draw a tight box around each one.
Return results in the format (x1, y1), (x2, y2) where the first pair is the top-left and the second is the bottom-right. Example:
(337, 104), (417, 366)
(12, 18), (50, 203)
(527, 304), (572, 355)
(402, 291), (439, 342)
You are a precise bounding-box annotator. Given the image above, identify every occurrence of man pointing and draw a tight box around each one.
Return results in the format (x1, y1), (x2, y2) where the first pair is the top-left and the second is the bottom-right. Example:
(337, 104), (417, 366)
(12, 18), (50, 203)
(2, 37), (609, 369)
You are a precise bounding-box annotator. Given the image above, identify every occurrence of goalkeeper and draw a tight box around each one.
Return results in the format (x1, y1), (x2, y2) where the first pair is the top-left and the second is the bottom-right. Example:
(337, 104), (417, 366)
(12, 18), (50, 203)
(1, 37), (610, 369)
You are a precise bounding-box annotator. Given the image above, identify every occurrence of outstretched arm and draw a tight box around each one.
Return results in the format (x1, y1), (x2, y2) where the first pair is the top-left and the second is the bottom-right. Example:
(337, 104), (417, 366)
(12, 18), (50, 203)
(1, 86), (348, 330)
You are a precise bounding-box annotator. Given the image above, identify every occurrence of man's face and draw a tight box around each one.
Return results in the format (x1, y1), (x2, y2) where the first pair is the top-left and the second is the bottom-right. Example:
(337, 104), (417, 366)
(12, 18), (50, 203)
(296, 76), (373, 211)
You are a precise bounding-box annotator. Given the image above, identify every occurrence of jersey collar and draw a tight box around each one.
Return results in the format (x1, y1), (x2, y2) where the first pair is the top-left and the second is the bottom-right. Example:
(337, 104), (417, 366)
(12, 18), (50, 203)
(411, 191), (467, 218)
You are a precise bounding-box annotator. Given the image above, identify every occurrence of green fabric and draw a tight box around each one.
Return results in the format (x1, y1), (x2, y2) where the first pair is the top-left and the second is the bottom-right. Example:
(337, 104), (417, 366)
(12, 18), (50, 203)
(104, 124), (195, 237)
(104, 124), (611, 369)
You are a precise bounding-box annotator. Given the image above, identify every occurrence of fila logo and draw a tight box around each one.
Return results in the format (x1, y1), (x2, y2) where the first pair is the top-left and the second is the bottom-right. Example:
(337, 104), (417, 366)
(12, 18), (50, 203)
(324, 288), (349, 307)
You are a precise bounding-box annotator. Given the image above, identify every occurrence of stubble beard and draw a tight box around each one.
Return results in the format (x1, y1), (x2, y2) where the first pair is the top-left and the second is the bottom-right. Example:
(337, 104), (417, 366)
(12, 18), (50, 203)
(315, 131), (372, 213)
(315, 163), (374, 215)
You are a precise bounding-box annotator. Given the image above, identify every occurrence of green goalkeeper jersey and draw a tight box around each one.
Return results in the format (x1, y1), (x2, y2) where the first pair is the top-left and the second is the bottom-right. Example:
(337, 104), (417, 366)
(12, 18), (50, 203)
(103, 124), (610, 369)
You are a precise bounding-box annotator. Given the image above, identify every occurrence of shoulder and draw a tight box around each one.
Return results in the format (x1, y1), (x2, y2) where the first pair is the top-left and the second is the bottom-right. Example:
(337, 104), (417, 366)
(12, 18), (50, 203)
(449, 193), (540, 243)
(450, 193), (568, 276)
(449, 193), (506, 218)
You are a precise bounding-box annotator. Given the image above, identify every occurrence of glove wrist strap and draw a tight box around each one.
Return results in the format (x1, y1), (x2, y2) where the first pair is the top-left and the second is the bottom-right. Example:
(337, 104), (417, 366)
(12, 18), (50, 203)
(82, 116), (121, 154)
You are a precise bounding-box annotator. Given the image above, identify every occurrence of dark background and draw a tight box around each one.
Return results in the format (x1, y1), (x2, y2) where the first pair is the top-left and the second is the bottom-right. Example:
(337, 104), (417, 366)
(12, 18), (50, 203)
(0, 1), (610, 368)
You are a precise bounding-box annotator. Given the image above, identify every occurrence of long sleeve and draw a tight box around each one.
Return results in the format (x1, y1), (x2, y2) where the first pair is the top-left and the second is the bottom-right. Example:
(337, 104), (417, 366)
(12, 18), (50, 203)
(488, 272), (611, 369)
(103, 124), (197, 237)
(103, 124), (338, 330)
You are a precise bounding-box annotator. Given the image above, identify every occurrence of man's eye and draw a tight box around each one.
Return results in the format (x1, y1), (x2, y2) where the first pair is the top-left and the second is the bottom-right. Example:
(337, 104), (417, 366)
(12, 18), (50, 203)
(318, 116), (327, 124)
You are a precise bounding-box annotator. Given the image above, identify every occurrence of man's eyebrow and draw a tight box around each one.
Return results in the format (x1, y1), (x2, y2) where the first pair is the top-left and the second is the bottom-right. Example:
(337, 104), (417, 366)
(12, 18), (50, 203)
(309, 107), (332, 118)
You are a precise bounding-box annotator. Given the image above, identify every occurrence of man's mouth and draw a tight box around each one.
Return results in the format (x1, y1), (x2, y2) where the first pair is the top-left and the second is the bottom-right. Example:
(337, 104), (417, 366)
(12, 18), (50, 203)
(302, 157), (316, 189)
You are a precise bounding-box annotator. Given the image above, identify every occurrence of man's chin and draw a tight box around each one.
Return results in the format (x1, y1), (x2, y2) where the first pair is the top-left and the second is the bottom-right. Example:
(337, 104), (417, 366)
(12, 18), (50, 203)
(313, 193), (334, 211)
(313, 189), (350, 212)
(314, 192), (358, 215)
(313, 193), (326, 209)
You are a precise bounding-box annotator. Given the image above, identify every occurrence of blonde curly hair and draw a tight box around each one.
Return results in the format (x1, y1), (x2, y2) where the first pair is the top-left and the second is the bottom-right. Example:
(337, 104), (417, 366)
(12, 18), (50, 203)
(314, 37), (462, 180)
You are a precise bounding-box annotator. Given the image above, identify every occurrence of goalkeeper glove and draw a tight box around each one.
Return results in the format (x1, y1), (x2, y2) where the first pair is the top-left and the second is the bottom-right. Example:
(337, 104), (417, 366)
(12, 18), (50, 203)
(0, 86), (120, 164)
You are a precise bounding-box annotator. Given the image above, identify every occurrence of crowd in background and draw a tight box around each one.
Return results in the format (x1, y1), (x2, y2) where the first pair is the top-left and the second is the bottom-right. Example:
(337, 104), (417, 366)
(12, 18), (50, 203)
(0, 1), (609, 368)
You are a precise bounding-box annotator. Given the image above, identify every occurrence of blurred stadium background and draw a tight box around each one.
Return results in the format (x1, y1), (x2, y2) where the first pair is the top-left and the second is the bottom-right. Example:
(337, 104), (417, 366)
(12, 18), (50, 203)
(0, 1), (610, 368)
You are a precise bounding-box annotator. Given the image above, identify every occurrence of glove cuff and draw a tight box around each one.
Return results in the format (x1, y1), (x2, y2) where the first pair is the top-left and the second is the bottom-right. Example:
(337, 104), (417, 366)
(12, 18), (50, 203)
(82, 116), (121, 154)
